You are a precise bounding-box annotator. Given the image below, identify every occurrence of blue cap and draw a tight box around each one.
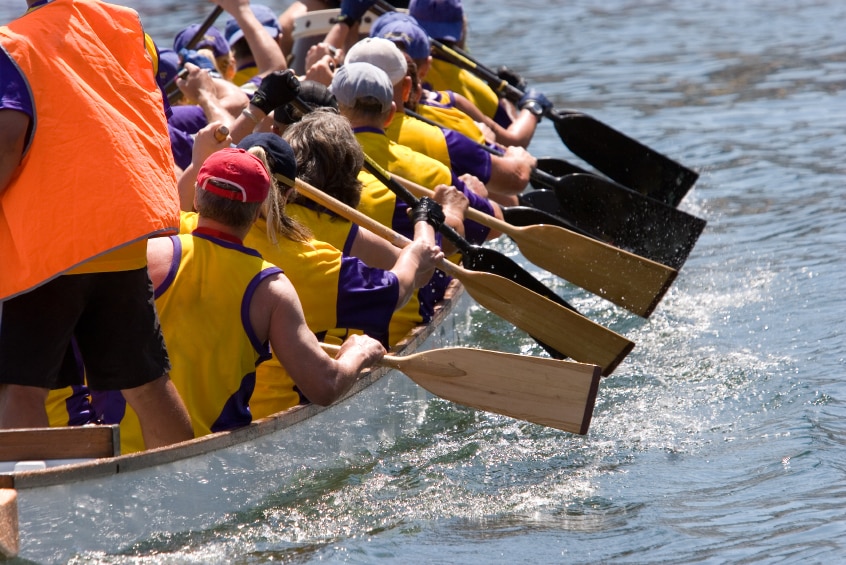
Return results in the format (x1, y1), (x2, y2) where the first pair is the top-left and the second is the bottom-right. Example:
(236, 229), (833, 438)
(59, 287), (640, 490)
(224, 4), (281, 46)
(369, 12), (420, 38)
(377, 19), (431, 60)
(409, 0), (464, 43)
(173, 24), (230, 58)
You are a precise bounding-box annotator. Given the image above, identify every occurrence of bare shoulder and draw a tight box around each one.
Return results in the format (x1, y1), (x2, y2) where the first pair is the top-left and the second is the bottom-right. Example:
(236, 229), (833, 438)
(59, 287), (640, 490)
(146, 236), (175, 288)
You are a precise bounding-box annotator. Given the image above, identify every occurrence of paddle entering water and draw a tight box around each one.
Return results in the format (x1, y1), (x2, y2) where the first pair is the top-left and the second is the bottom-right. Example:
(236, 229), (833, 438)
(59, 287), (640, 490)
(320, 342), (602, 434)
(390, 173), (678, 318)
(402, 108), (705, 270)
(294, 176), (633, 375)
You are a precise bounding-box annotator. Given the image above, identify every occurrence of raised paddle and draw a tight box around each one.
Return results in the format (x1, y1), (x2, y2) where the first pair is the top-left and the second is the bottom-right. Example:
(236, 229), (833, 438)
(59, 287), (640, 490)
(402, 108), (705, 269)
(391, 173), (678, 318)
(163, 6), (224, 104)
(320, 342), (601, 434)
(294, 177), (634, 375)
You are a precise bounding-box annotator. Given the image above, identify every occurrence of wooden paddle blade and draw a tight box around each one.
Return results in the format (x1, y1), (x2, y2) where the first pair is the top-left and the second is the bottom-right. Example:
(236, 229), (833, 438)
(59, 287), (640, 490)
(553, 174), (706, 270)
(0, 488), (18, 559)
(550, 111), (699, 207)
(440, 263), (634, 375)
(389, 348), (602, 434)
(507, 223), (678, 317)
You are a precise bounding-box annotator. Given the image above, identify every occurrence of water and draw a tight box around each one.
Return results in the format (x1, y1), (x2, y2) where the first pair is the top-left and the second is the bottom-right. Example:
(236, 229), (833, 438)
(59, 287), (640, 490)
(3, 0), (846, 562)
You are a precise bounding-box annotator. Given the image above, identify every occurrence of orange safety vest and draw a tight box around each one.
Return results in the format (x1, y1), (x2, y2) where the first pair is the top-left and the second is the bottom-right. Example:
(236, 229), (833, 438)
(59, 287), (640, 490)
(0, 0), (178, 300)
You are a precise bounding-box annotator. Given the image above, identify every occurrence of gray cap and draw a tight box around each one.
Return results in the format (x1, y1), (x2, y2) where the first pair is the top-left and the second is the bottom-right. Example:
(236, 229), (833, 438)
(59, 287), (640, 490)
(345, 37), (408, 85)
(330, 62), (394, 112)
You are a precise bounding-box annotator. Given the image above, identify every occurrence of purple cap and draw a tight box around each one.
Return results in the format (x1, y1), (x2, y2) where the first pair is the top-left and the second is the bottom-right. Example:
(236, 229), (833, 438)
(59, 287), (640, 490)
(173, 24), (230, 58)
(377, 19), (431, 61)
(156, 47), (180, 88)
(224, 4), (281, 46)
(409, 0), (464, 43)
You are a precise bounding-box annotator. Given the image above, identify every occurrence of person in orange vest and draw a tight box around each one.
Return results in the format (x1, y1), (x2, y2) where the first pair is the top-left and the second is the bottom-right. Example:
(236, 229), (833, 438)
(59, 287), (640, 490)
(0, 0), (193, 449)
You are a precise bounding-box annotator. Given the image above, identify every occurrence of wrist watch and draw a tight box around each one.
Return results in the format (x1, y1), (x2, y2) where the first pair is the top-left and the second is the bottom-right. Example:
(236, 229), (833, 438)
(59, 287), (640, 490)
(521, 99), (544, 120)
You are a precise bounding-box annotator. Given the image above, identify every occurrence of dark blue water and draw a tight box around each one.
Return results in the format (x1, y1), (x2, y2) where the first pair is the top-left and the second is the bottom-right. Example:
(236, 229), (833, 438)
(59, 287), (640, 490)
(3, 0), (845, 562)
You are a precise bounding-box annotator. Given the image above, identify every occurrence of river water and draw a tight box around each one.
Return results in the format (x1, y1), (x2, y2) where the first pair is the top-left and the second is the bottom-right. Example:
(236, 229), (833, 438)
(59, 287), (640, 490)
(3, 0), (845, 563)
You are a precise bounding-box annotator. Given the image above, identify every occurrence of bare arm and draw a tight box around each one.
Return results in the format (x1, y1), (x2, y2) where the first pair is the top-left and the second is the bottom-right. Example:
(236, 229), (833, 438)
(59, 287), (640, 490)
(211, 0), (288, 73)
(485, 146), (536, 196)
(451, 91), (538, 149)
(251, 273), (385, 406)
(0, 110), (30, 195)
(177, 121), (232, 211)
(387, 220), (443, 308)
(349, 226), (402, 270)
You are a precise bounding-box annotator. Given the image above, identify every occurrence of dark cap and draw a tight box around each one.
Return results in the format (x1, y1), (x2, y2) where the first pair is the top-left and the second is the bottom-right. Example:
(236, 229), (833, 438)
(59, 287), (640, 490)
(237, 133), (297, 188)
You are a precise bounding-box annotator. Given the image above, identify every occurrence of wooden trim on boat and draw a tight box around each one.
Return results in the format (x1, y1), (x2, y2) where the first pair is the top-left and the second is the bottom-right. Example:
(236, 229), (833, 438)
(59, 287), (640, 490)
(0, 280), (464, 492)
(0, 424), (120, 462)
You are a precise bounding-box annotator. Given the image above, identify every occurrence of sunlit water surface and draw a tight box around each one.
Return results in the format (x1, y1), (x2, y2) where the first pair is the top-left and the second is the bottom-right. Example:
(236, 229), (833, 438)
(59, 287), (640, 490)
(3, 0), (845, 562)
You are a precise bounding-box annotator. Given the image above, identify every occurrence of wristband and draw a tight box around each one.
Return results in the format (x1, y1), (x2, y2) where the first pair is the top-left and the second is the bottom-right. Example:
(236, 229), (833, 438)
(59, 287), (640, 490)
(410, 197), (446, 231)
(241, 107), (261, 124)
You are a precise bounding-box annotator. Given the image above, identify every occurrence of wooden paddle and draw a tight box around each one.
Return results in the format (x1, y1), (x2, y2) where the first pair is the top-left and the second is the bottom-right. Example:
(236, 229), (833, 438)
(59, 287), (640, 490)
(0, 488), (17, 559)
(163, 6), (224, 104)
(402, 109), (704, 268)
(294, 177), (633, 375)
(320, 342), (601, 434)
(391, 173), (678, 318)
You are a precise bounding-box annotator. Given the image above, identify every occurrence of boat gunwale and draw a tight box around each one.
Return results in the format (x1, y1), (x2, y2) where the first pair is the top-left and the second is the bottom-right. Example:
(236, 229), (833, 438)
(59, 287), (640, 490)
(1, 280), (464, 491)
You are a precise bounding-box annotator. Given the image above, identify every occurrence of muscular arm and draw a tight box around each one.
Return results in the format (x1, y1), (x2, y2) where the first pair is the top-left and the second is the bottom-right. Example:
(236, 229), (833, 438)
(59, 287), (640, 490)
(349, 226), (402, 270)
(387, 221), (443, 309)
(0, 109), (30, 195)
(251, 274), (385, 406)
(213, 0), (287, 73)
(485, 146), (536, 196)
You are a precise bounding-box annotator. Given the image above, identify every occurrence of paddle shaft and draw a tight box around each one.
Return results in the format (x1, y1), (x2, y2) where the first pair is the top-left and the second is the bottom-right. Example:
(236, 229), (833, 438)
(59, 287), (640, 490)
(163, 6), (224, 103)
(319, 343), (601, 434)
(294, 177), (633, 374)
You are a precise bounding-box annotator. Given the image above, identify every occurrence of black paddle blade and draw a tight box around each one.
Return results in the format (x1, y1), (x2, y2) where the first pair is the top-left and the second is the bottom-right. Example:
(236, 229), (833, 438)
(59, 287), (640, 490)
(551, 174), (706, 270)
(461, 245), (575, 360)
(535, 157), (591, 179)
(550, 111), (699, 208)
(532, 157), (591, 184)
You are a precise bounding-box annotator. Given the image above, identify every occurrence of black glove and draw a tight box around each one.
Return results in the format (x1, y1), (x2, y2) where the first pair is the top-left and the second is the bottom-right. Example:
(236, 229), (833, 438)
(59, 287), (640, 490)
(410, 197), (445, 231)
(337, 0), (376, 25)
(496, 65), (528, 91)
(250, 70), (301, 115)
(517, 88), (552, 120)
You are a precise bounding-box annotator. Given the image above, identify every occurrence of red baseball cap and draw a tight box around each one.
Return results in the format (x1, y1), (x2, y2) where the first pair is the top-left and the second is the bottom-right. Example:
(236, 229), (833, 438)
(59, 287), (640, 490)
(196, 148), (270, 203)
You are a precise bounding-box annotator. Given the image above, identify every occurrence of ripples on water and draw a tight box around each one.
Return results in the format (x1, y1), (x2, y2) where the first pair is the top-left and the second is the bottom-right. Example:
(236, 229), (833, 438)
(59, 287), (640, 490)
(4, 0), (846, 562)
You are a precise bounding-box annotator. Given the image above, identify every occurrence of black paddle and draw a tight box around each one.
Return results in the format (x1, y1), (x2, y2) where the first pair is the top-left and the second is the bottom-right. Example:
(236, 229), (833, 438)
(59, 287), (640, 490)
(163, 6), (224, 104)
(520, 175), (706, 270)
(403, 109), (705, 269)
(369, 0), (698, 207)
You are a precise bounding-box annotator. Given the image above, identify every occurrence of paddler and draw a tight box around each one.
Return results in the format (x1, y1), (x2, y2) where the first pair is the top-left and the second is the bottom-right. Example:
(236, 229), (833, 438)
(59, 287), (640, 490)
(0, 0), (193, 449)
